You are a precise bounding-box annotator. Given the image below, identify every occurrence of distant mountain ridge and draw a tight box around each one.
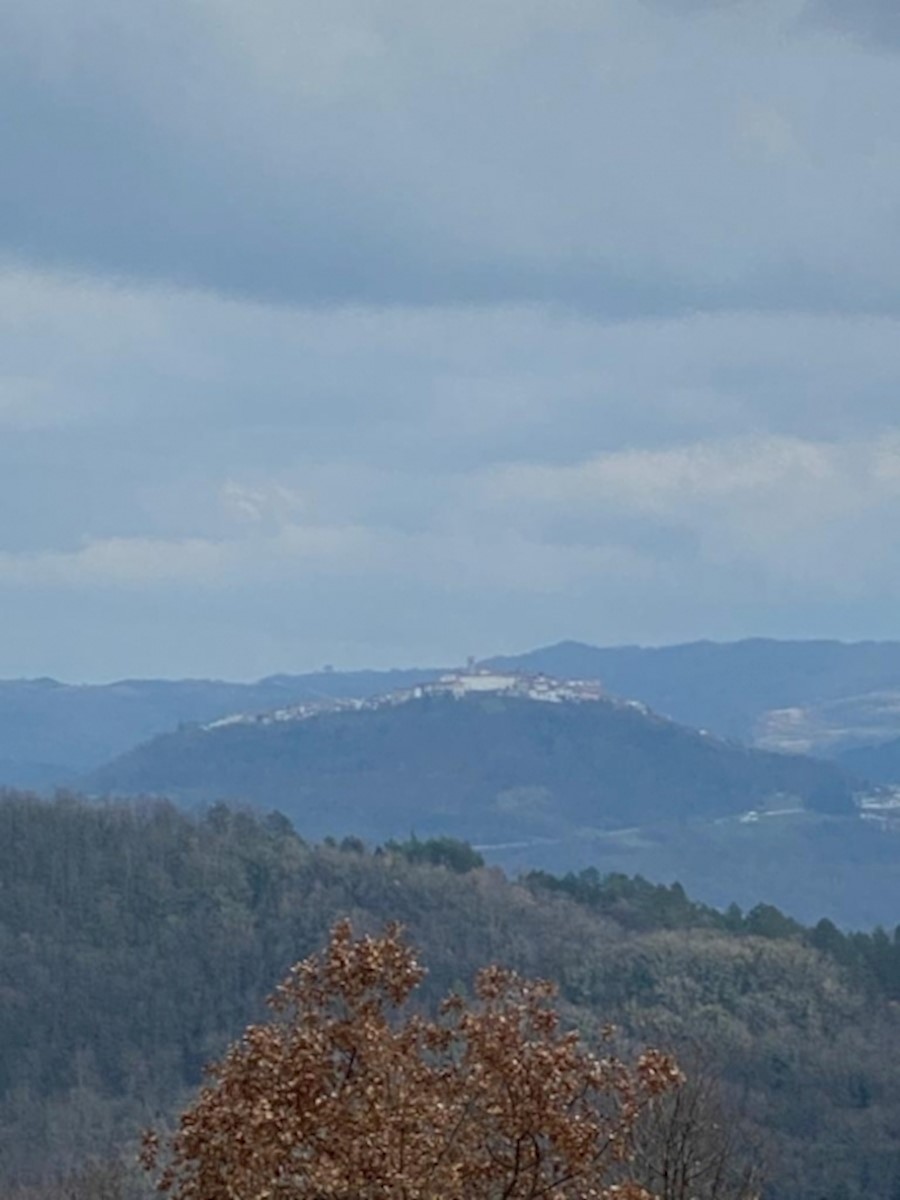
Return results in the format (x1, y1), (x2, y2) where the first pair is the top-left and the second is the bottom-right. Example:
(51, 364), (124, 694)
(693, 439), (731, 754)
(78, 669), (900, 925)
(8, 637), (900, 788)
(82, 669), (868, 916)
(0, 668), (442, 786)
(486, 638), (900, 749)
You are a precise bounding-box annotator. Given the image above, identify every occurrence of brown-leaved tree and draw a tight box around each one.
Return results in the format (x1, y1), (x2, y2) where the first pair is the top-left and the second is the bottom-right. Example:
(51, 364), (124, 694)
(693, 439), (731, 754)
(143, 921), (681, 1200)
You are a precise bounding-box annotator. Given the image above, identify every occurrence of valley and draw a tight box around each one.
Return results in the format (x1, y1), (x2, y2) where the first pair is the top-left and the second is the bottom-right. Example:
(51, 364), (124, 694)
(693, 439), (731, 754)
(6, 641), (900, 1196)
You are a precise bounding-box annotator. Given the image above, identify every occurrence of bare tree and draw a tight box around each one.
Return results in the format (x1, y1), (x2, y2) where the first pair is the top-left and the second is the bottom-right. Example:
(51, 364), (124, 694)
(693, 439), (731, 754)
(628, 1051), (764, 1200)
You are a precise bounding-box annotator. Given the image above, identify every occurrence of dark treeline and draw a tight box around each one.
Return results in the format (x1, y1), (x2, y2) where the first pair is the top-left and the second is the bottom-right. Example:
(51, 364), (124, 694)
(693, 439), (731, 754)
(527, 867), (900, 1000)
(2, 790), (900, 1200)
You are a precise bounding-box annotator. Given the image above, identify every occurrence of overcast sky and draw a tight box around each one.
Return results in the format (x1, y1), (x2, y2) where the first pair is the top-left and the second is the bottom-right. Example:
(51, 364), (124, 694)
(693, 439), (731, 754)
(2, 0), (900, 680)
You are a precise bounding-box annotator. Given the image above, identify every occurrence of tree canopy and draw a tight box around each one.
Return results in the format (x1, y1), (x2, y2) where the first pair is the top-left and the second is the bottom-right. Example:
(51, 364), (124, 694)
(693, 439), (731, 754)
(143, 921), (681, 1200)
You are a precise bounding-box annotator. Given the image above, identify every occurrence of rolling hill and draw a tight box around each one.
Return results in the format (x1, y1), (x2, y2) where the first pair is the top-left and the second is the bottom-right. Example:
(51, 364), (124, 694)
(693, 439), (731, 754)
(79, 671), (900, 927)
(3, 793), (900, 1200)
(488, 639), (900, 751)
(0, 668), (440, 786)
(9, 638), (900, 789)
(84, 674), (857, 843)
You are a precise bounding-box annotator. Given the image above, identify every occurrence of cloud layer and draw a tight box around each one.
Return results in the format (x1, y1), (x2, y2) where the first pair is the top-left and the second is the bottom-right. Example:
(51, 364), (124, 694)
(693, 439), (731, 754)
(2, 2), (900, 677)
(3, 0), (900, 313)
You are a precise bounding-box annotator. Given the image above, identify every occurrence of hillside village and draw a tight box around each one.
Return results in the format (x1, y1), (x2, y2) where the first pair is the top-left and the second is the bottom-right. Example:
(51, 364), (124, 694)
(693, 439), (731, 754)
(204, 668), (621, 731)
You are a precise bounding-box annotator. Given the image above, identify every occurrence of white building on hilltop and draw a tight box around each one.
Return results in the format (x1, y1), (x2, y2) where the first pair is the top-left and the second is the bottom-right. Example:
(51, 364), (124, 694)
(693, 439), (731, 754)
(413, 669), (605, 705)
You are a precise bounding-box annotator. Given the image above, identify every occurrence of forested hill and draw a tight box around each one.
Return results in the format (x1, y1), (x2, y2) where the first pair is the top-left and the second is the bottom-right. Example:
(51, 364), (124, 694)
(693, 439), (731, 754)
(839, 734), (900, 784)
(84, 689), (856, 842)
(0, 668), (440, 787)
(3, 792), (900, 1200)
(81, 686), (898, 926)
(8, 638), (900, 789)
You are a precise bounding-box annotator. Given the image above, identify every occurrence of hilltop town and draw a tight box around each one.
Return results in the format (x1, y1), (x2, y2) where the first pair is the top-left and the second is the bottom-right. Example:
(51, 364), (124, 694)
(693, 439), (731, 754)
(204, 669), (618, 731)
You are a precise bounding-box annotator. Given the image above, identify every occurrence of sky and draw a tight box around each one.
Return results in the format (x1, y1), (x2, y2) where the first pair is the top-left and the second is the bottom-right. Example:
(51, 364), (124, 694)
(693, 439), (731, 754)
(3, 0), (900, 680)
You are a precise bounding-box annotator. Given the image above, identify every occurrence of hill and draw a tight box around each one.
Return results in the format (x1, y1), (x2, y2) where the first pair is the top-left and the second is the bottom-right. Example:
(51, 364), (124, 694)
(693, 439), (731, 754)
(2, 792), (900, 1200)
(83, 675), (856, 845)
(487, 638), (900, 751)
(79, 671), (900, 926)
(839, 736), (900, 784)
(10, 638), (900, 787)
(0, 668), (439, 786)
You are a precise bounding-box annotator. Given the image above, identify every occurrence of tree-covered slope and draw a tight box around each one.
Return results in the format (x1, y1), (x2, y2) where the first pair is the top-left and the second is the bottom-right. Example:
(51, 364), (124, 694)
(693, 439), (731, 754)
(84, 692), (856, 845)
(10, 638), (900, 789)
(0, 668), (440, 786)
(3, 793), (900, 1200)
(80, 691), (895, 925)
(838, 734), (900, 783)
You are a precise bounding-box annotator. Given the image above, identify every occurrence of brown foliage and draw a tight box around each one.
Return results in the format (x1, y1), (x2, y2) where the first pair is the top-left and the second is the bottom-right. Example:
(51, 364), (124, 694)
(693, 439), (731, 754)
(143, 921), (681, 1200)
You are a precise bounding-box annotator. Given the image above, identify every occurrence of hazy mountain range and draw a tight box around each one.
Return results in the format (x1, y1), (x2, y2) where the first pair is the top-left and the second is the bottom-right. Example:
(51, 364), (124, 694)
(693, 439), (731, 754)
(84, 681), (856, 840)
(488, 640), (900, 755)
(79, 666), (900, 928)
(7, 638), (900, 925)
(0, 668), (439, 787)
(8, 638), (900, 788)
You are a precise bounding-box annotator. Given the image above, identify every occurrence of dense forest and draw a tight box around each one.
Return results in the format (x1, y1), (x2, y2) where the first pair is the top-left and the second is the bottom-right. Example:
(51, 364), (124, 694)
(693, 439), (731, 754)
(3, 791), (900, 1199)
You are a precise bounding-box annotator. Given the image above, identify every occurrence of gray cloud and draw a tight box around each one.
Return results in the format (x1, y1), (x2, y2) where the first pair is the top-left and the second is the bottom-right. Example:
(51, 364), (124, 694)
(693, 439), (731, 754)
(2, 267), (900, 677)
(3, 0), (900, 314)
(3, 3), (900, 677)
(802, 0), (900, 48)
